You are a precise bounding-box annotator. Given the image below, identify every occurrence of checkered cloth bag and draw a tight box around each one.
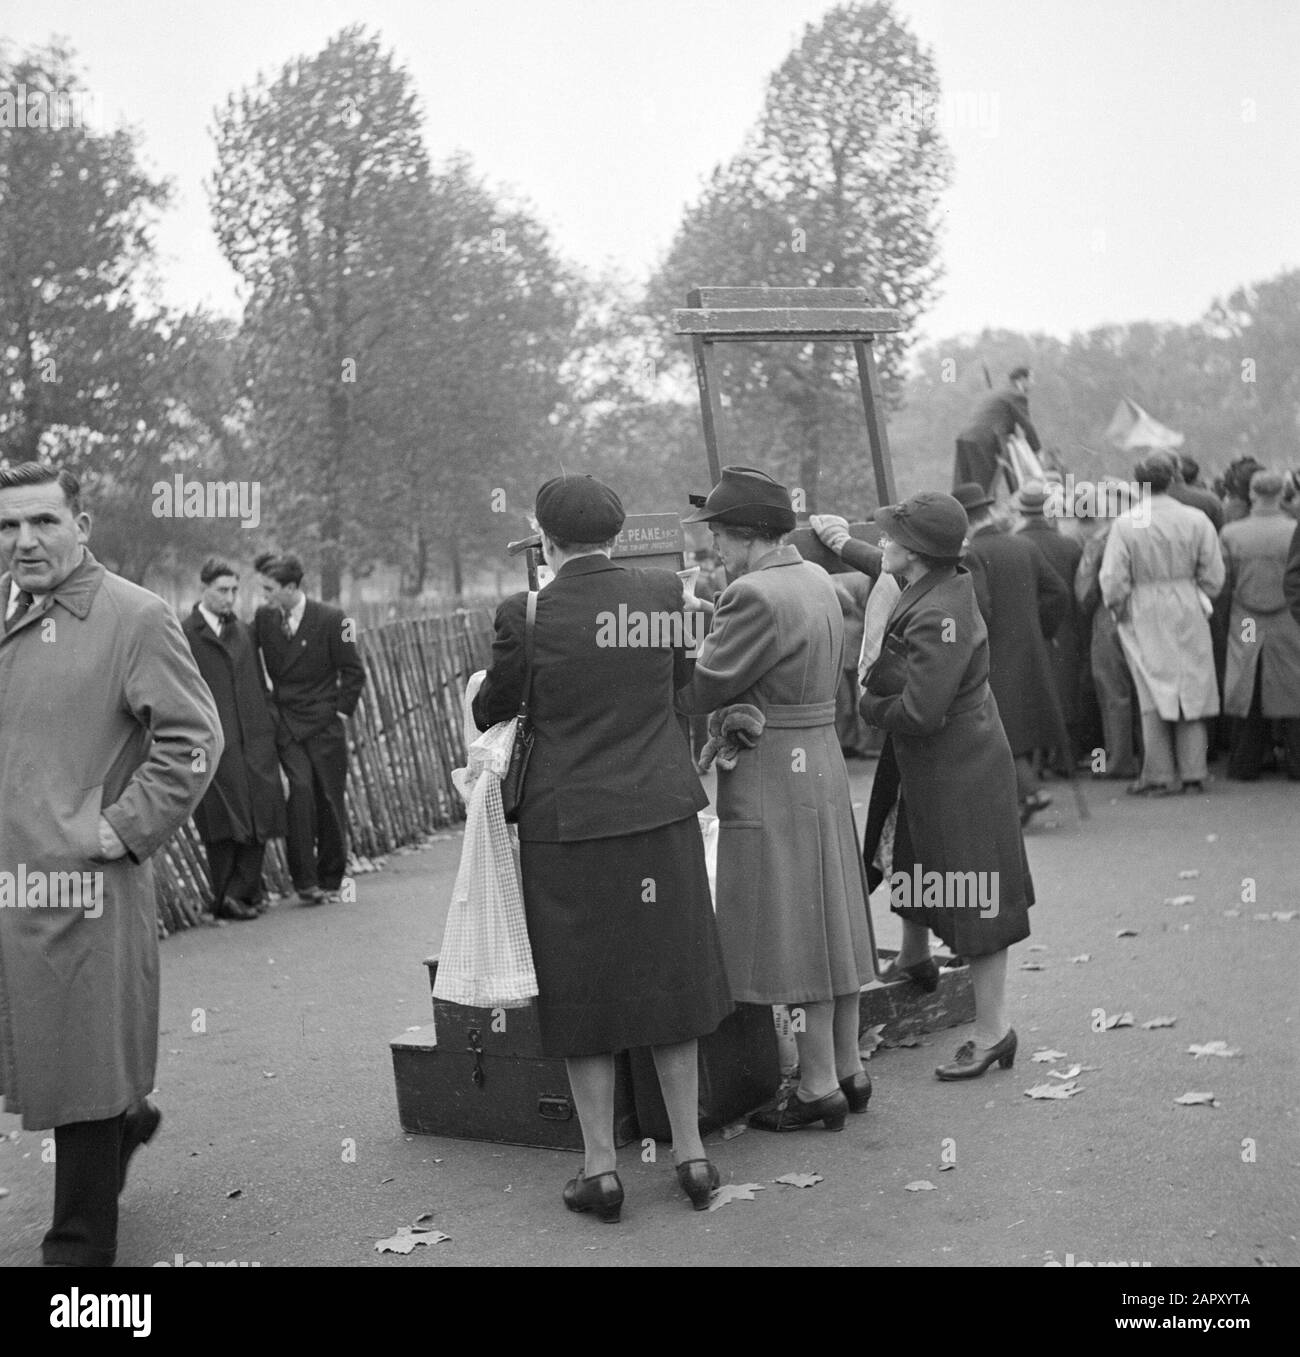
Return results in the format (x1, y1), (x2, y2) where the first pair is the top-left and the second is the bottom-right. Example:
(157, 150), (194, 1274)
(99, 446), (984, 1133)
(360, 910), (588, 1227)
(433, 677), (538, 1009)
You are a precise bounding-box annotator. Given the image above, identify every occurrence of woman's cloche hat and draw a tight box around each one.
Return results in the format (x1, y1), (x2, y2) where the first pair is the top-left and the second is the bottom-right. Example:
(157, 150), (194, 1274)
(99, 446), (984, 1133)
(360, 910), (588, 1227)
(683, 465), (797, 533)
(874, 491), (969, 560)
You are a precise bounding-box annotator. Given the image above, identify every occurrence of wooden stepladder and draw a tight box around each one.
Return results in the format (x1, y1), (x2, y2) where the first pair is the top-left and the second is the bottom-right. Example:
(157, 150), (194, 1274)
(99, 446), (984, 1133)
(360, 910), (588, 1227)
(672, 286), (903, 507)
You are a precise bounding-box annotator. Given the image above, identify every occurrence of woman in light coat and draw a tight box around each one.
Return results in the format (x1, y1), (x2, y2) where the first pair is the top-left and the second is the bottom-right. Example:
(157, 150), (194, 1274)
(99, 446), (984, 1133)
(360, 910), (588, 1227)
(676, 467), (876, 1132)
(1100, 454), (1225, 794)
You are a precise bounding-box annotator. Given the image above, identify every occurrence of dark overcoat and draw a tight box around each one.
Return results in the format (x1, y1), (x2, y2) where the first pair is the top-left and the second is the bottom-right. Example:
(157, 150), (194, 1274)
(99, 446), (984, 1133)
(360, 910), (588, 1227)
(860, 566), (1033, 955)
(675, 545), (876, 1004)
(966, 524), (1069, 754)
(182, 606), (287, 844)
(0, 553), (222, 1129)
(1018, 519), (1084, 728)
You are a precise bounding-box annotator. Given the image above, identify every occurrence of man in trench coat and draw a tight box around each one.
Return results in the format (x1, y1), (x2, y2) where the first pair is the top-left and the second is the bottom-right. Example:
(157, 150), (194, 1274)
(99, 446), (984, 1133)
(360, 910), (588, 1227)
(182, 557), (287, 919)
(954, 483), (1070, 816)
(0, 463), (222, 1266)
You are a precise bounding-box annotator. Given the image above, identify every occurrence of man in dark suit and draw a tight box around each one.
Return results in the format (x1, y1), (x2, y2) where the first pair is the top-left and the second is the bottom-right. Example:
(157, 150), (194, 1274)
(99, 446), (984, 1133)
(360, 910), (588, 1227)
(182, 558), (287, 921)
(954, 483), (1070, 823)
(954, 366), (1042, 494)
(253, 552), (365, 905)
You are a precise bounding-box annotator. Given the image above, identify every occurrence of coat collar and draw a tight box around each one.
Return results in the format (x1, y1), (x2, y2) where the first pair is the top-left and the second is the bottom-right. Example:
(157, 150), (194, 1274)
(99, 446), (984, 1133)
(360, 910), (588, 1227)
(0, 548), (104, 635)
(751, 543), (805, 572)
(554, 554), (623, 580)
(886, 564), (964, 632)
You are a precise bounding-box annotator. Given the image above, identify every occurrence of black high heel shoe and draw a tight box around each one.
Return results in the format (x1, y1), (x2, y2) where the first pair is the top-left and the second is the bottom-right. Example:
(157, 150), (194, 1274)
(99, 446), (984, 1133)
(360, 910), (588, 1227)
(675, 1159), (719, 1211)
(876, 957), (940, 993)
(934, 1029), (1017, 1081)
(749, 1087), (849, 1132)
(839, 1070), (873, 1113)
(562, 1171), (624, 1223)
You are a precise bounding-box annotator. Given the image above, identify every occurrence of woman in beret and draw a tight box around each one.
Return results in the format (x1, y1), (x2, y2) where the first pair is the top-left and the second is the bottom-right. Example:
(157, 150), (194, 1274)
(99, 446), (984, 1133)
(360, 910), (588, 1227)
(473, 474), (732, 1222)
(819, 491), (1032, 1079)
(676, 466), (876, 1131)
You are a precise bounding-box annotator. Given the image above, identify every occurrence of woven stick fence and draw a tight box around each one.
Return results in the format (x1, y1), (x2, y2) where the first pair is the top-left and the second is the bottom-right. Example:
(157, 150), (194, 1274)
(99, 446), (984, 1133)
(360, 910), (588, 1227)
(154, 606), (497, 936)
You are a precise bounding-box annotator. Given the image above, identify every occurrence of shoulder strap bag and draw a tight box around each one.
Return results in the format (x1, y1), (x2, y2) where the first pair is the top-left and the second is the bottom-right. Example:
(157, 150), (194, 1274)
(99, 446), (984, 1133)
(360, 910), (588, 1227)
(500, 590), (537, 823)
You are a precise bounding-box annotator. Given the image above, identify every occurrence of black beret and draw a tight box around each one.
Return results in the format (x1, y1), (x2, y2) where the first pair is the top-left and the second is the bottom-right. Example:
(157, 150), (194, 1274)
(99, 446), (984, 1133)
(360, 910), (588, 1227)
(535, 474), (625, 541)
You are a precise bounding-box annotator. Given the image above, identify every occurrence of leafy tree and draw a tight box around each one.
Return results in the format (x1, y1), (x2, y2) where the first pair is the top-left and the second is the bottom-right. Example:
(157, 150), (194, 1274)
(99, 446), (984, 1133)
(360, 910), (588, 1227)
(648, 0), (952, 511)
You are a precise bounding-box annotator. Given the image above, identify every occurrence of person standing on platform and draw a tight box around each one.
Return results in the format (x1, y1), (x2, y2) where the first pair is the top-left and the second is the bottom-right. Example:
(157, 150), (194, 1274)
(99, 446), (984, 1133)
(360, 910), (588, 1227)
(1218, 471), (1300, 779)
(182, 558), (287, 920)
(953, 366), (1042, 496)
(0, 462), (222, 1268)
(253, 552), (365, 906)
(1100, 455), (1225, 794)
(676, 467), (876, 1134)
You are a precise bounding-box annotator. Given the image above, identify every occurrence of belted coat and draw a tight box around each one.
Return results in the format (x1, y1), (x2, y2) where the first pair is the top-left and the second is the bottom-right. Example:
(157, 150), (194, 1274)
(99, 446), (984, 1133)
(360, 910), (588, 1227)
(0, 553), (222, 1129)
(675, 545), (876, 1003)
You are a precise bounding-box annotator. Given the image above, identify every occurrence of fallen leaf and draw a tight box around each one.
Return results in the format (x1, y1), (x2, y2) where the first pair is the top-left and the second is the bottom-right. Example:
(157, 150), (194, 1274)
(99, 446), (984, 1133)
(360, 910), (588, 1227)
(1024, 1081), (1083, 1100)
(1272, 911), (1298, 922)
(262, 1071), (277, 1079)
(904, 1180), (937, 1191)
(226, 1189), (242, 1198)
(1049, 1064), (1083, 1079)
(1019, 961), (1046, 971)
(1163, 895), (1196, 906)
(707, 1182), (766, 1212)
(1116, 928), (1139, 938)
(1027, 944), (1048, 952)
(938, 1163), (955, 1172)
(773, 1172), (823, 1188)
(883, 1033), (923, 1048)
(1031, 1049), (1069, 1062)
(1178, 869), (1200, 879)
(380, 1177), (395, 1184)
(1071, 954), (1092, 964)
(1188, 1041), (1241, 1059)
(1104, 1012), (1135, 1029)
(375, 1225), (449, 1254)
(1174, 1092), (1217, 1107)
(720, 1120), (748, 1141)
(859, 1023), (886, 1058)
(411, 1212), (440, 1231)
(1142, 1016), (1177, 1029)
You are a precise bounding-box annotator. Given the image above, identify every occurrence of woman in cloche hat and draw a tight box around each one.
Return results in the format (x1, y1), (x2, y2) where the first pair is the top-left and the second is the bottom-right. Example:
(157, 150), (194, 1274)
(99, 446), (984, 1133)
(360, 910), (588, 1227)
(474, 474), (732, 1221)
(815, 491), (1035, 1080)
(677, 467), (876, 1130)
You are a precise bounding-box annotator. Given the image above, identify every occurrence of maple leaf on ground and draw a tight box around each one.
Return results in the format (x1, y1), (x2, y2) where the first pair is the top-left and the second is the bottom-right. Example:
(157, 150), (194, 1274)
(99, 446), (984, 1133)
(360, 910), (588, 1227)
(1104, 1012), (1135, 1029)
(859, 1023), (886, 1059)
(904, 1180), (937, 1191)
(773, 1172), (823, 1188)
(1116, 928), (1139, 938)
(1049, 1064), (1083, 1079)
(375, 1226), (450, 1254)
(706, 1182), (766, 1212)
(1031, 1049), (1069, 1062)
(720, 1120), (748, 1141)
(1024, 1081), (1083, 1100)
(1163, 895), (1196, 906)
(1174, 1092), (1218, 1107)
(1188, 1041), (1241, 1058)
(1142, 1017), (1177, 1029)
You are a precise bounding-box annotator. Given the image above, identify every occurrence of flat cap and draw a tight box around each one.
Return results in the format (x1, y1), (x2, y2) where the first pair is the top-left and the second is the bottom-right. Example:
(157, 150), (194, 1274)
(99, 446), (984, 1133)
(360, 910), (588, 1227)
(535, 474), (625, 541)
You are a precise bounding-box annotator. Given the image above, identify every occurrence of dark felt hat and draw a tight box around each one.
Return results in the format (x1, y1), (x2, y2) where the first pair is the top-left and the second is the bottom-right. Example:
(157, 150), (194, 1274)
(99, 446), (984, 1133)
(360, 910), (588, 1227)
(535, 473), (625, 541)
(874, 491), (969, 559)
(952, 481), (995, 512)
(683, 465), (796, 532)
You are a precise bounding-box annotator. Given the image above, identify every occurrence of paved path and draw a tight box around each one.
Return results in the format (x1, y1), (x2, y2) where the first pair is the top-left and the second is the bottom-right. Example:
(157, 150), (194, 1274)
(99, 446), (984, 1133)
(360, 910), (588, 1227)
(2, 768), (1296, 1268)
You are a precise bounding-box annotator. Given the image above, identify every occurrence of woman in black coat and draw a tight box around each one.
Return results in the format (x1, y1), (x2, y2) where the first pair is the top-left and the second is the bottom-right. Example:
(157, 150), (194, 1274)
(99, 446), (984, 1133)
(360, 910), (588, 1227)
(823, 493), (1033, 1079)
(473, 475), (732, 1220)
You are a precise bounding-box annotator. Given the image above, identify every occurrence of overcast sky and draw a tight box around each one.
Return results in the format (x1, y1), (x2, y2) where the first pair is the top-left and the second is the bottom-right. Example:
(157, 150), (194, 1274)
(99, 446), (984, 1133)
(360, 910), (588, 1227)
(6, 0), (1298, 343)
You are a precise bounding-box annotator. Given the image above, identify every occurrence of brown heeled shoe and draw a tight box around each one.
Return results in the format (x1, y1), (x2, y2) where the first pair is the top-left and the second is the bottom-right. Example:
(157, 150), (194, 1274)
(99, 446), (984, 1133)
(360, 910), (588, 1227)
(562, 1171), (624, 1223)
(934, 1029), (1017, 1081)
(675, 1159), (719, 1210)
(750, 1087), (848, 1132)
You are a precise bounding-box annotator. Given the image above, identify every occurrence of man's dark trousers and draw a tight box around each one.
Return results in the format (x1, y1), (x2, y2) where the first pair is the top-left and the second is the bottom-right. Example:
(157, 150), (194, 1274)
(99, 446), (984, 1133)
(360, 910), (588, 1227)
(42, 1114), (126, 1267)
(280, 719), (349, 892)
(206, 838), (269, 908)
